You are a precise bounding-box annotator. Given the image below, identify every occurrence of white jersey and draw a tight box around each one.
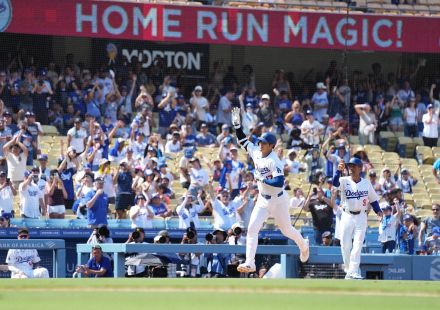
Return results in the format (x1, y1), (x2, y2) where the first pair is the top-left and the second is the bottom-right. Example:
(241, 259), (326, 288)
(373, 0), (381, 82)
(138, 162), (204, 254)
(334, 176), (378, 213)
(210, 198), (234, 230)
(378, 214), (398, 243)
(246, 143), (284, 196)
(6, 249), (41, 278)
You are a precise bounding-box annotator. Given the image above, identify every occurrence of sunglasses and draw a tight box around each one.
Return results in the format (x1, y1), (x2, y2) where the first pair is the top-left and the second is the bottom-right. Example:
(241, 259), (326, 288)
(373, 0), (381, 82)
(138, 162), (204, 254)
(0, 218), (5, 222)
(432, 209), (439, 211)
(18, 235), (28, 239)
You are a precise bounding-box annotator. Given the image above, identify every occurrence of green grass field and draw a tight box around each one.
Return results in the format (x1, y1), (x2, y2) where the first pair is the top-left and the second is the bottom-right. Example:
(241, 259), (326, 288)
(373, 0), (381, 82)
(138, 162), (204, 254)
(0, 279), (438, 310)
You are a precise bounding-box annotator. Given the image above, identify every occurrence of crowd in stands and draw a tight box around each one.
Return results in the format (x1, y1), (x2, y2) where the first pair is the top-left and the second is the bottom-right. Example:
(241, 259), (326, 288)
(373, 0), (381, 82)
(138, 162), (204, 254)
(0, 46), (439, 279)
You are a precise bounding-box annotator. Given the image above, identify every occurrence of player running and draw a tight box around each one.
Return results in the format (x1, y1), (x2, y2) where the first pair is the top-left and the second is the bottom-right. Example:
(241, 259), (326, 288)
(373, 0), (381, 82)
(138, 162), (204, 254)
(231, 107), (309, 273)
(333, 158), (382, 279)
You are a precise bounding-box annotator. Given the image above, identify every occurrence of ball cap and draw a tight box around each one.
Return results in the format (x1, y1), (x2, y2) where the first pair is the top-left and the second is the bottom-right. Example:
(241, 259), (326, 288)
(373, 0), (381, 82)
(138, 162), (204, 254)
(432, 226), (440, 237)
(403, 214), (413, 222)
(261, 94), (270, 100)
(346, 157), (363, 167)
(257, 132), (277, 145)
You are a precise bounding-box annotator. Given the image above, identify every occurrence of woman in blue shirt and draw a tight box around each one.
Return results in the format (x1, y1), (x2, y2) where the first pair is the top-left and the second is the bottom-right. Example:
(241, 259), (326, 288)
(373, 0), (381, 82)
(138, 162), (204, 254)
(398, 214), (419, 254)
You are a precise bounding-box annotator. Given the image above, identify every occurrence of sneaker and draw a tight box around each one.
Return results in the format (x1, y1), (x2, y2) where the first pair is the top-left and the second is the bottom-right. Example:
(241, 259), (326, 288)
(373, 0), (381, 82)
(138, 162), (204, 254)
(350, 273), (364, 280)
(300, 239), (310, 263)
(237, 262), (256, 273)
(344, 273), (352, 280)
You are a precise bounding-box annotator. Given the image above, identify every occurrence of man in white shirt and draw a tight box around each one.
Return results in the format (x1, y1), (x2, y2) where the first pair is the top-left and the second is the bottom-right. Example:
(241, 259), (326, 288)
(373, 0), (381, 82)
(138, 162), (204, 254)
(300, 110), (324, 146)
(67, 118), (87, 154)
(290, 188), (305, 209)
(6, 228), (49, 278)
(207, 180), (234, 230)
(188, 157), (209, 195)
(129, 194), (155, 229)
(0, 171), (17, 214)
(3, 131), (28, 188)
(19, 171), (45, 218)
(311, 82), (329, 122)
(165, 131), (182, 153)
(176, 192), (205, 229)
(190, 85), (209, 125)
(422, 104), (439, 147)
(217, 90), (233, 129)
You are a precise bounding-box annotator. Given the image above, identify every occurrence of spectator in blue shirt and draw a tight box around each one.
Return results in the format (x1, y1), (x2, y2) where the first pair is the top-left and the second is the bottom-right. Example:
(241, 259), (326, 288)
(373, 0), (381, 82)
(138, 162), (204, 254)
(75, 245), (113, 278)
(57, 144), (81, 211)
(398, 214), (418, 255)
(197, 123), (217, 147)
(113, 161), (133, 219)
(82, 176), (108, 228)
(182, 124), (197, 148)
(148, 194), (172, 218)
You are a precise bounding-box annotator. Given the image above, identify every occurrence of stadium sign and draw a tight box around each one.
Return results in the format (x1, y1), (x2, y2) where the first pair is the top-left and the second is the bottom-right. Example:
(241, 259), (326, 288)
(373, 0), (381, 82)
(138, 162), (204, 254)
(91, 39), (209, 74)
(3, 0), (440, 53)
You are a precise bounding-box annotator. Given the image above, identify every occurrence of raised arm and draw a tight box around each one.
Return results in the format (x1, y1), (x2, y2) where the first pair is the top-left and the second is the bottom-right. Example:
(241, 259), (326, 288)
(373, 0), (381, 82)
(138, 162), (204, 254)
(231, 107), (252, 153)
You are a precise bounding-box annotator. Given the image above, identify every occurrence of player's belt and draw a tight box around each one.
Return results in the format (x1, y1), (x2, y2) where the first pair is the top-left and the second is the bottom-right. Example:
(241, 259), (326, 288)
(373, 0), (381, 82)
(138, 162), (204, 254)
(343, 209), (363, 215)
(261, 191), (283, 200)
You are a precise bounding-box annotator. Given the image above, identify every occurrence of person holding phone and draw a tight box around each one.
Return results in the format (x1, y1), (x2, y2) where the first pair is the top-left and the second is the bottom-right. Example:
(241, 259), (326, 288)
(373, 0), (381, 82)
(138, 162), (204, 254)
(45, 169), (67, 219)
(0, 171), (17, 217)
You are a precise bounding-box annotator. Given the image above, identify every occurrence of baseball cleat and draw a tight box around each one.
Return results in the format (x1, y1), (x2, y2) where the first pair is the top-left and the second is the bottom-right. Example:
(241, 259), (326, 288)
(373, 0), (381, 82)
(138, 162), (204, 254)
(350, 273), (364, 280)
(300, 240), (310, 263)
(237, 262), (256, 273)
(344, 273), (364, 280)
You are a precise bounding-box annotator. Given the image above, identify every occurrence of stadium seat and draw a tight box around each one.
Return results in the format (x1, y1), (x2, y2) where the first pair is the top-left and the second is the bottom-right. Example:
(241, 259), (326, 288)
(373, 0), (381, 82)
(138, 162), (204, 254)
(46, 219), (72, 229)
(70, 219), (88, 228)
(152, 218), (166, 229)
(165, 217), (179, 230)
(107, 219), (121, 229)
(118, 219), (132, 229)
(10, 218), (24, 227)
(22, 218), (47, 228)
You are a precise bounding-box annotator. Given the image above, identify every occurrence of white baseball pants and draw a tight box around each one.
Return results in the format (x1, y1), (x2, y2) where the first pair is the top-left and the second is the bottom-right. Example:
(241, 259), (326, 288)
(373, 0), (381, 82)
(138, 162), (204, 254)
(12, 267), (50, 279)
(245, 191), (307, 265)
(339, 211), (367, 274)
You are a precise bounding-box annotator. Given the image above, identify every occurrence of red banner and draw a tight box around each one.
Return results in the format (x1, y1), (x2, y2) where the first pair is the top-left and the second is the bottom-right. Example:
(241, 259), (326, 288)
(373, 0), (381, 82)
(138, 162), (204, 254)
(1, 0), (440, 53)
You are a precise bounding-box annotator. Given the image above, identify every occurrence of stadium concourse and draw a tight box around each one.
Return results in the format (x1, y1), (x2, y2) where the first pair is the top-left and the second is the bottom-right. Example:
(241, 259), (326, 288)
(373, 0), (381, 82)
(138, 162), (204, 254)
(1, 0), (440, 280)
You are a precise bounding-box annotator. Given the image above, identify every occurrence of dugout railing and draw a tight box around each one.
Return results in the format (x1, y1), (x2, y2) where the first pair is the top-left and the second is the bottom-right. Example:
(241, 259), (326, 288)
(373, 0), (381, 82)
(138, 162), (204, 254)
(76, 243), (401, 279)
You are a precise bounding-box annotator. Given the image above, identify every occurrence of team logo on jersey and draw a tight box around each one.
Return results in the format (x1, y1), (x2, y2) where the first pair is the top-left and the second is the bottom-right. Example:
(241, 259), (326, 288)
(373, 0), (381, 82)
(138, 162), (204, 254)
(345, 189), (368, 200)
(0, 0), (12, 32)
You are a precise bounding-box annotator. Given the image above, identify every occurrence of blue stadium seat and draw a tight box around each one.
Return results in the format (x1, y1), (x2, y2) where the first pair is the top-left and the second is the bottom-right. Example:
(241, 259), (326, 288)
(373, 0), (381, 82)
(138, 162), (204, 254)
(9, 218), (24, 227)
(107, 219), (121, 229)
(118, 219), (132, 229)
(46, 219), (72, 229)
(152, 218), (166, 229)
(166, 218), (181, 230)
(70, 219), (88, 228)
(23, 218), (47, 228)
(198, 219), (213, 230)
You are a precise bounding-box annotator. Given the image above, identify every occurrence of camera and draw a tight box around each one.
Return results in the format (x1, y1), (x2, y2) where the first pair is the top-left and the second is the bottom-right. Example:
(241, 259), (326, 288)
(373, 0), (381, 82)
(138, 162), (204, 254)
(32, 175), (39, 183)
(186, 227), (196, 240)
(155, 235), (167, 244)
(313, 187), (318, 195)
(232, 226), (242, 236)
(205, 233), (214, 242)
(132, 230), (141, 241)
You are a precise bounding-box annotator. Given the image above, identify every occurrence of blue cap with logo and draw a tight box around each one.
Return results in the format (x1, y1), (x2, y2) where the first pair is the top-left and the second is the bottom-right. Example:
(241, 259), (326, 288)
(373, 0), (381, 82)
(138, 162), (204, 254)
(432, 226), (440, 237)
(346, 157), (363, 167)
(257, 132), (277, 145)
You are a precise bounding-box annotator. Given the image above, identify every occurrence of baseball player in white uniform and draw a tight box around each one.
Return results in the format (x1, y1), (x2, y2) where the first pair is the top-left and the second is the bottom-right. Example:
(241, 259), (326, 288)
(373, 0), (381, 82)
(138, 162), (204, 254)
(333, 158), (382, 279)
(231, 107), (309, 273)
(5, 228), (49, 278)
